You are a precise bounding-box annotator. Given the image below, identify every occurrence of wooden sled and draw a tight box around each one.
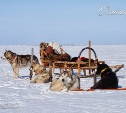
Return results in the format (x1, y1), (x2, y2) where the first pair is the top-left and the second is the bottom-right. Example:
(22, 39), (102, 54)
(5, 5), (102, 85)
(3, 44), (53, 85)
(40, 41), (124, 78)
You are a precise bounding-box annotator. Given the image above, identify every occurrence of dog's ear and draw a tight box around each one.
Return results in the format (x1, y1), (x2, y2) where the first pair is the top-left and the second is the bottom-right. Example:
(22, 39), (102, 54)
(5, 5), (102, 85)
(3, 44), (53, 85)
(47, 43), (49, 46)
(69, 70), (73, 75)
(8, 50), (11, 52)
(97, 61), (100, 66)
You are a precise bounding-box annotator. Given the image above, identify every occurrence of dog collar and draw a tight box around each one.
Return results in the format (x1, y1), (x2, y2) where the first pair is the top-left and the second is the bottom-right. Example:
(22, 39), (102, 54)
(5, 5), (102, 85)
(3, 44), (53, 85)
(9, 55), (16, 63)
(100, 68), (107, 75)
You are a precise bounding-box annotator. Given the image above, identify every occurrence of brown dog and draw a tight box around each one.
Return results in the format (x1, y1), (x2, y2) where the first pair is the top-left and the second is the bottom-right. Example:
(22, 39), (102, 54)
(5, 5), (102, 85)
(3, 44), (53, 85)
(1, 50), (39, 78)
(30, 63), (52, 83)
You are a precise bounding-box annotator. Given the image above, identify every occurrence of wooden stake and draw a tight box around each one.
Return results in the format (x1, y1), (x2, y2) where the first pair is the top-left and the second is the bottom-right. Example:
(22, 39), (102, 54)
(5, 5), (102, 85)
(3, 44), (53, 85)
(30, 48), (34, 80)
(49, 61), (52, 82)
(94, 73), (96, 85)
(88, 41), (91, 75)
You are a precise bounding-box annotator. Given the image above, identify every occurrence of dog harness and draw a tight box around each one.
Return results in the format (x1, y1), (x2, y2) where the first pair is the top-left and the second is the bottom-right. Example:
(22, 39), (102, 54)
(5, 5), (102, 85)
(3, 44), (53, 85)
(9, 55), (17, 63)
(100, 68), (107, 75)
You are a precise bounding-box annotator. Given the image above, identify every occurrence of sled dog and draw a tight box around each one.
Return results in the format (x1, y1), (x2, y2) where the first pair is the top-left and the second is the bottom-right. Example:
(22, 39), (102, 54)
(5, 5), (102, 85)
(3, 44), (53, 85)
(30, 63), (52, 83)
(1, 50), (39, 78)
(60, 70), (80, 91)
(49, 73), (64, 91)
(91, 62), (118, 89)
(50, 70), (80, 92)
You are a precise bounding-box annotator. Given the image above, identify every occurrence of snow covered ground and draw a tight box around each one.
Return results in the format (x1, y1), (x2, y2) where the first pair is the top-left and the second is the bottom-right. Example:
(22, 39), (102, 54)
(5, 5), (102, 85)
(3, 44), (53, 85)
(0, 45), (126, 113)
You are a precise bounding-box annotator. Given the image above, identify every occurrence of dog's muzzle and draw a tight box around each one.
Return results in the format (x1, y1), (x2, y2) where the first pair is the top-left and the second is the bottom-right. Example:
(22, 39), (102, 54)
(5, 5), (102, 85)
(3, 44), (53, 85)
(29, 68), (32, 71)
(1, 56), (6, 60)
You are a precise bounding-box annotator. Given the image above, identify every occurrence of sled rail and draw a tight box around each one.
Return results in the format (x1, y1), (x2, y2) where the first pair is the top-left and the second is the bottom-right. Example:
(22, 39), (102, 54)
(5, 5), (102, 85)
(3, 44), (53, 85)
(87, 87), (126, 91)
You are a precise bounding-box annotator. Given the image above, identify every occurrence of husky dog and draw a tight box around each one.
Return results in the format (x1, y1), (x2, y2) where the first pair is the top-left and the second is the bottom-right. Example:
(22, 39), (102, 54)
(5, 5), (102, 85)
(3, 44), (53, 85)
(60, 70), (80, 91)
(50, 71), (80, 92)
(90, 62), (118, 89)
(49, 73), (64, 91)
(1, 50), (39, 78)
(30, 63), (44, 77)
(30, 63), (52, 83)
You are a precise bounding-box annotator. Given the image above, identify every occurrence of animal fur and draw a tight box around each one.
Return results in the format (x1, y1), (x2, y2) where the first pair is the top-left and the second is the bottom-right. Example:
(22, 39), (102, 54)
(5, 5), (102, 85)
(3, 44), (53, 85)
(60, 70), (80, 91)
(49, 70), (80, 92)
(30, 71), (51, 83)
(40, 42), (48, 51)
(46, 52), (71, 62)
(30, 63), (52, 83)
(48, 42), (62, 54)
(49, 74), (64, 91)
(1, 50), (39, 78)
(91, 62), (118, 89)
(40, 42), (71, 62)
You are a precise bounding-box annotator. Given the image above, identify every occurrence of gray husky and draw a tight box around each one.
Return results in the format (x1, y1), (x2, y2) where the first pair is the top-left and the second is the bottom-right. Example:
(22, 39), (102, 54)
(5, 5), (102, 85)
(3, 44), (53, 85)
(1, 50), (39, 78)
(60, 70), (80, 91)
(50, 70), (80, 92)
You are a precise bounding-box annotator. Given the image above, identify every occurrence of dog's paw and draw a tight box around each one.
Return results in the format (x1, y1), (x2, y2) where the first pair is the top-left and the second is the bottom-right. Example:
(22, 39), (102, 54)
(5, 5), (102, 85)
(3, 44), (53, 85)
(14, 76), (19, 79)
(61, 87), (69, 92)
(30, 79), (36, 83)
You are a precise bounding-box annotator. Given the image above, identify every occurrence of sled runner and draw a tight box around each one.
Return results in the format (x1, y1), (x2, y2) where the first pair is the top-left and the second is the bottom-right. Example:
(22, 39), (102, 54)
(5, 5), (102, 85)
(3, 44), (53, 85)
(87, 88), (126, 91)
(71, 88), (126, 92)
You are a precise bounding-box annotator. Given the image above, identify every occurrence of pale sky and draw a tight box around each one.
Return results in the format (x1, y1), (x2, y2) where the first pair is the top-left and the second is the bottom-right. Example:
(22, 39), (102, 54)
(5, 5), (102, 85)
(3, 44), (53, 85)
(0, 0), (126, 45)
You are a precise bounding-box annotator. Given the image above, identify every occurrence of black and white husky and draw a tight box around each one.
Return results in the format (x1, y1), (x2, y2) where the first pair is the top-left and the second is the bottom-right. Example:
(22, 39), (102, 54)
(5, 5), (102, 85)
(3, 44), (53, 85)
(1, 50), (39, 78)
(60, 70), (80, 91)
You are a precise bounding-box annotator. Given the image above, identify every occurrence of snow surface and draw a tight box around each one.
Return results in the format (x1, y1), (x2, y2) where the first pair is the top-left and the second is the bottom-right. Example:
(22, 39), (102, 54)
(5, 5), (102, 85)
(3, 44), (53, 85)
(0, 45), (126, 113)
